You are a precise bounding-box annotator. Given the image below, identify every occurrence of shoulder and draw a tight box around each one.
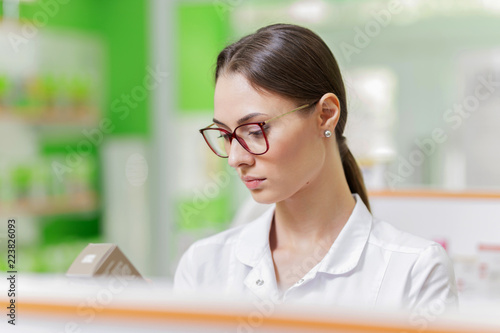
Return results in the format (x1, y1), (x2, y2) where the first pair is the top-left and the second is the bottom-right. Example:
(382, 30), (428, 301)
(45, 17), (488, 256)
(190, 223), (245, 249)
(172, 224), (245, 293)
(368, 217), (439, 254)
(367, 217), (456, 285)
(368, 217), (458, 309)
(173, 206), (274, 293)
(368, 217), (455, 278)
(180, 223), (246, 264)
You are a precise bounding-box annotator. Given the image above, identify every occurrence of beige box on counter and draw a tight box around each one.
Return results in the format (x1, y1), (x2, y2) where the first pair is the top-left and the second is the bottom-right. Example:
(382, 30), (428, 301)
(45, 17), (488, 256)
(66, 243), (143, 279)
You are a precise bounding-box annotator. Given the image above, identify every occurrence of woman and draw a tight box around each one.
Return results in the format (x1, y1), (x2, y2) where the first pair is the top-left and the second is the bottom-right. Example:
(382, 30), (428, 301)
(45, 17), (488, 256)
(174, 23), (457, 311)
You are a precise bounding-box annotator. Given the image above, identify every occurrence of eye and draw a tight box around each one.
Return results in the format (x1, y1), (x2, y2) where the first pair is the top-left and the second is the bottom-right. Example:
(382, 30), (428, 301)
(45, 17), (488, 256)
(248, 124), (269, 137)
(218, 132), (231, 141)
(249, 129), (264, 137)
(254, 124), (270, 136)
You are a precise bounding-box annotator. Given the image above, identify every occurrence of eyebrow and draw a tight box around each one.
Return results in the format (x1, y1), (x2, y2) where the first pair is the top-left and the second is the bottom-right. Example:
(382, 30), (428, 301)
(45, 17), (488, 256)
(213, 112), (267, 128)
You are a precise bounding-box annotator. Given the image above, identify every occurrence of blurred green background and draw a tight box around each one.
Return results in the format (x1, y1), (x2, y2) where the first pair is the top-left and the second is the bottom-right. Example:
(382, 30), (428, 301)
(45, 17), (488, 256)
(0, 0), (236, 277)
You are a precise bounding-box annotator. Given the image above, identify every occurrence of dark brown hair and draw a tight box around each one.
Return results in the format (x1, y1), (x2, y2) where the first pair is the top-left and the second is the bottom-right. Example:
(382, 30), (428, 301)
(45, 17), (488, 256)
(215, 23), (370, 211)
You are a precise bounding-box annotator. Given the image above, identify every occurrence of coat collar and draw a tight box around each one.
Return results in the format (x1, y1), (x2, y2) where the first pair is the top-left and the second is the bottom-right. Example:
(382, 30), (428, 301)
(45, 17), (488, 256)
(235, 194), (373, 275)
(317, 193), (373, 274)
(235, 204), (275, 267)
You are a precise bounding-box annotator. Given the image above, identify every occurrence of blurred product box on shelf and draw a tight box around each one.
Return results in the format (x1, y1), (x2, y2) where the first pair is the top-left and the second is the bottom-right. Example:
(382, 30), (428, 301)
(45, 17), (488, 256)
(66, 243), (143, 280)
(0, 71), (98, 124)
(0, 24), (103, 125)
(453, 255), (479, 297)
(453, 243), (500, 305)
(0, 156), (97, 216)
(477, 244), (500, 298)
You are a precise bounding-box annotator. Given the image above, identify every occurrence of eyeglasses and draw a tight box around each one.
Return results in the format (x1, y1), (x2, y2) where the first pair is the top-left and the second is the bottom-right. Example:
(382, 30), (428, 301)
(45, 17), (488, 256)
(199, 100), (319, 158)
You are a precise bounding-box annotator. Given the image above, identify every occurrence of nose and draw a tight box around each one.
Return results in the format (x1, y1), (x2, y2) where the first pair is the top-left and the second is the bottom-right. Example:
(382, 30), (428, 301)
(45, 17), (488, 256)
(227, 138), (255, 168)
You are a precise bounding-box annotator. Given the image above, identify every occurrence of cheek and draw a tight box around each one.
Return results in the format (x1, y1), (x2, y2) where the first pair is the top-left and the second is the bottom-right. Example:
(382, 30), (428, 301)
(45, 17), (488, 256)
(268, 128), (322, 180)
(250, 129), (323, 204)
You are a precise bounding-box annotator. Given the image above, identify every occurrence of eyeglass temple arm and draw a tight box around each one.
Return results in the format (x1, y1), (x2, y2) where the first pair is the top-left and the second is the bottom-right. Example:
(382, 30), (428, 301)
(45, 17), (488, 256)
(200, 123), (216, 131)
(201, 99), (320, 129)
(264, 100), (319, 124)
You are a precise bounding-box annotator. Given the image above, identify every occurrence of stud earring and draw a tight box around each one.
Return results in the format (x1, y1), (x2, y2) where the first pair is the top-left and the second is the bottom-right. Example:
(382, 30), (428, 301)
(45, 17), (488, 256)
(324, 130), (332, 138)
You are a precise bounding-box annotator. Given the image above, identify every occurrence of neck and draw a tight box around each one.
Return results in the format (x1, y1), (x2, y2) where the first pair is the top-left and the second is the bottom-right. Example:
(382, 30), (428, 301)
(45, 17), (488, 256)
(271, 157), (356, 253)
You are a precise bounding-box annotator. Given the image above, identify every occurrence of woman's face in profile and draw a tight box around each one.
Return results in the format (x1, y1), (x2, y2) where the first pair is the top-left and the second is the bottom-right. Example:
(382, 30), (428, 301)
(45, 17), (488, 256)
(214, 73), (328, 204)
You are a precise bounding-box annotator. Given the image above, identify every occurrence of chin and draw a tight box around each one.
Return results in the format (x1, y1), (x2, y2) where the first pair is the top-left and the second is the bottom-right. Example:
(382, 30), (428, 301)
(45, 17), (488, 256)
(249, 190), (278, 205)
(249, 188), (291, 205)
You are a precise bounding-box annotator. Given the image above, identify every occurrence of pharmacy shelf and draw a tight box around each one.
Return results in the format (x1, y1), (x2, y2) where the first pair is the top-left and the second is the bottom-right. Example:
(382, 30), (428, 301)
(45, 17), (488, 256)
(0, 110), (99, 128)
(0, 190), (98, 217)
(369, 189), (500, 200)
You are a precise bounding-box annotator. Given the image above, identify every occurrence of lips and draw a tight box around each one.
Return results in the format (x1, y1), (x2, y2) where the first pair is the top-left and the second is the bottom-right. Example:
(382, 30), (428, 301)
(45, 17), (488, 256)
(241, 176), (266, 189)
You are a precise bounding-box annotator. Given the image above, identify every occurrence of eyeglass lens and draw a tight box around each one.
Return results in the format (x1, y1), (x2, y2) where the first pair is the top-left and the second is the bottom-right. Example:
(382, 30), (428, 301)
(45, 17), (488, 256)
(202, 123), (267, 157)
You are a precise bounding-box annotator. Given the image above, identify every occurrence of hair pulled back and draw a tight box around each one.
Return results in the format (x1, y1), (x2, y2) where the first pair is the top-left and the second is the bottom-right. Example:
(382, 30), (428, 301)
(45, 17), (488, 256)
(215, 23), (370, 211)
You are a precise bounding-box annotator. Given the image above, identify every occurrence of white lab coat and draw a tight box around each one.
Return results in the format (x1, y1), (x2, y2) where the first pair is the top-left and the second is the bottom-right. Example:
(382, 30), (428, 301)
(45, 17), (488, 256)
(174, 194), (458, 312)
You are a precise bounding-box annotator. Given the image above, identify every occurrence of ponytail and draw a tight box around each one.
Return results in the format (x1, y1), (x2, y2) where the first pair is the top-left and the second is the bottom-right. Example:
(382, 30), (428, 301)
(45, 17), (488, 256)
(337, 135), (371, 212)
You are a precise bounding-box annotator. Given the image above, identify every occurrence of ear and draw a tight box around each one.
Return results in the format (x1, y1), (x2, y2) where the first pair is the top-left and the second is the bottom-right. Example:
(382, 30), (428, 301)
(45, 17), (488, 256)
(316, 93), (341, 134)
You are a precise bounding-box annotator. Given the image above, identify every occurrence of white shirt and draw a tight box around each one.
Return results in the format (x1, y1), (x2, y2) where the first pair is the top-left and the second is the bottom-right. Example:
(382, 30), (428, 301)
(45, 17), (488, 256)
(174, 194), (458, 311)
